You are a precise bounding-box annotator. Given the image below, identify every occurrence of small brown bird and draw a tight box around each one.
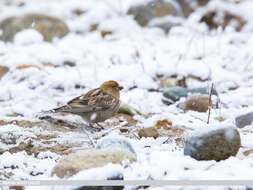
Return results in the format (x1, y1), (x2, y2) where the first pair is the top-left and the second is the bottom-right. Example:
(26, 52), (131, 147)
(46, 80), (123, 127)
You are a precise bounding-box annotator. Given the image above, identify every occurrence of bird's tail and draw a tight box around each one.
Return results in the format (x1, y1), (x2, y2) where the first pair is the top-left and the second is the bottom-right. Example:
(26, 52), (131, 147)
(43, 105), (69, 114)
(37, 105), (69, 118)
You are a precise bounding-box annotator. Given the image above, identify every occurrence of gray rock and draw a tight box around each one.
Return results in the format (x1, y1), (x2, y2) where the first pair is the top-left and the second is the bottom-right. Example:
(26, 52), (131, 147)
(196, 0), (210, 6)
(235, 112), (253, 128)
(0, 13), (69, 42)
(177, 0), (209, 17)
(127, 0), (180, 27)
(184, 125), (241, 161)
(177, 0), (193, 18)
(96, 138), (136, 155)
(162, 86), (218, 105)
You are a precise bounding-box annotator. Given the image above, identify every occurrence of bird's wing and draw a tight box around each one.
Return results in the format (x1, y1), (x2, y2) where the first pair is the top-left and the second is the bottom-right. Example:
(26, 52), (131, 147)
(61, 88), (117, 113)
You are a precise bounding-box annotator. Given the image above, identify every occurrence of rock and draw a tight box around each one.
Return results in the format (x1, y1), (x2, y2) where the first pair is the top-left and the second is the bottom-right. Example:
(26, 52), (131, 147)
(0, 66), (9, 79)
(154, 119), (184, 142)
(243, 149), (253, 157)
(138, 127), (159, 139)
(0, 13), (69, 42)
(235, 112), (253, 128)
(184, 124), (241, 161)
(158, 77), (186, 88)
(196, 0), (210, 6)
(183, 94), (211, 112)
(101, 30), (113, 38)
(162, 86), (188, 104)
(214, 116), (227, 122)
(127, 0), (180, 27)
(189, 87), (218, 95)
(9, 186), (24, 190)
(162, 86), (218, 105)
(0, 16), (16, 40)
(159, 77), (178, 88)
(72, 9), (86, 16)
(177, 0), (209, 18)
(51, 149), (136, 178)
(96, 138), (136, 155)
(177, 0), (193, 18)
(200, 10), (246, 32)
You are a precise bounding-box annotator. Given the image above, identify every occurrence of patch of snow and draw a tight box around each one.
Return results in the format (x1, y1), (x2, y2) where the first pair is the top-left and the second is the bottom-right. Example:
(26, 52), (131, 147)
(14, 29), (43, 45)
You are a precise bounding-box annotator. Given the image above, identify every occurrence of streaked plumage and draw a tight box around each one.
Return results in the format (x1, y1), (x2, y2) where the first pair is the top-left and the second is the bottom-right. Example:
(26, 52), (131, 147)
(48, 80), (123, 124)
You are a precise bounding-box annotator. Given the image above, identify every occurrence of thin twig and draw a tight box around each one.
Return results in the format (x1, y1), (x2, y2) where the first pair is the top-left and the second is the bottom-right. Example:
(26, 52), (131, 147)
(132, 132), (141, 140)
(207, 83), (214, 124)
(162, 137), (171, 144)
(80, 127), (96, 148)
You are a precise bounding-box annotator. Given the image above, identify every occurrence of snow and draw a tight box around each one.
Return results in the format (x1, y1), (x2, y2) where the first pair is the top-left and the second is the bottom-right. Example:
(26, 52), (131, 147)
(14, 29), (44, 45)
(0, 0), (253, 189)
(71, 163), (123, 180)
(185, 123), (237, 139)
(96, 137), (136, 155)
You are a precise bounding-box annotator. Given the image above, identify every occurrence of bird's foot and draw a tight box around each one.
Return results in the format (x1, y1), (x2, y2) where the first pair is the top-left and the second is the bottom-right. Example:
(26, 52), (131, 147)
(80, 123), (102, 133)
(94, 123), (105, 130)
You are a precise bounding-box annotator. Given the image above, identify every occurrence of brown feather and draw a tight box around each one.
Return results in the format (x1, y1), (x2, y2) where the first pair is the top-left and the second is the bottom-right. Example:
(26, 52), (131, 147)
(45, 80), (122, 124)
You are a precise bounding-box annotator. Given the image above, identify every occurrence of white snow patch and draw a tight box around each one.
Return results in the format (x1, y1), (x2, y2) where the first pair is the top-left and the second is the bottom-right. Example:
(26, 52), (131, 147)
(14, 29), (44, 45)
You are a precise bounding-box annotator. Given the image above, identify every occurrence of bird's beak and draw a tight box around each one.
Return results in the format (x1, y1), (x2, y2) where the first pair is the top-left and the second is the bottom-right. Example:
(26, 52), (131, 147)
(118, 86), (123, 90)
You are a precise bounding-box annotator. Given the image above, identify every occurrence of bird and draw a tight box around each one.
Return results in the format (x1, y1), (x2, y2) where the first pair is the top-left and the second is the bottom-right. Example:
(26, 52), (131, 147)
(43, 80), (123, 128)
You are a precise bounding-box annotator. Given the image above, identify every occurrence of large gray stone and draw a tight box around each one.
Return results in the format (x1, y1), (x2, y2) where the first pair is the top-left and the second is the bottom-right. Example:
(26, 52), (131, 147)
(127, 0), (180, 27)
(235, 112), (253, 128)
(0, 13), (69, 42)
(184, 125), (241, 161)
(162, 86), (218, 105)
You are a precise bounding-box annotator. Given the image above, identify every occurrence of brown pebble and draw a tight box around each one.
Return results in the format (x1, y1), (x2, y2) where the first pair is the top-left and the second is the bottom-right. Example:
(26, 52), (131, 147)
(184, 94), (211, 112)
(138, 127), (159, 139)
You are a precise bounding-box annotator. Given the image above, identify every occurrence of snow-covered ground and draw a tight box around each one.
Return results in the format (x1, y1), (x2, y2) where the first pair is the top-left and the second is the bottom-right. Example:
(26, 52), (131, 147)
(0, 0), (253, 189)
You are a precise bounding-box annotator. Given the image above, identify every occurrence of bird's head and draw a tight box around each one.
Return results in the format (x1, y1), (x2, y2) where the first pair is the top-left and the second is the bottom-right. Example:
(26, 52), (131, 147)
(100, 80), (123, 98)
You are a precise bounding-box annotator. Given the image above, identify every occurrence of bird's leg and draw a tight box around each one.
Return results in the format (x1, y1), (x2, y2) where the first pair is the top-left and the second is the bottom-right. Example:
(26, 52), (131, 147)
(88, 122), (104, 130)
(80, 127), (96, 147)
(80, 123), (101, 133)
(88, 123), (95, 128)
(95, 122), (104, 129)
